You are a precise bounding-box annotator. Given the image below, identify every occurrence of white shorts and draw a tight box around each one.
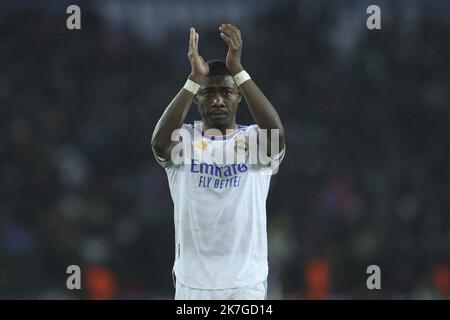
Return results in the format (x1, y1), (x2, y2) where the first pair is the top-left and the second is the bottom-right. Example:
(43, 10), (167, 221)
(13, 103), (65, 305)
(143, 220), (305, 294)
(174, 280), (267, 300)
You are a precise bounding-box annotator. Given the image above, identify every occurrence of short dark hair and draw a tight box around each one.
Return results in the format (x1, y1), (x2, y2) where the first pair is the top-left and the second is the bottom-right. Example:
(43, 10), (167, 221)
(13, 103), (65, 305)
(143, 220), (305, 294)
(206, 60), (231, 76)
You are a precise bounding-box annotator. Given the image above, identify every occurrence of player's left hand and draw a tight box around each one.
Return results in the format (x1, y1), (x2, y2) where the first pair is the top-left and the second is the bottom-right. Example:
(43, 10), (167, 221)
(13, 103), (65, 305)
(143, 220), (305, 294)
(219, 24), (244, 75)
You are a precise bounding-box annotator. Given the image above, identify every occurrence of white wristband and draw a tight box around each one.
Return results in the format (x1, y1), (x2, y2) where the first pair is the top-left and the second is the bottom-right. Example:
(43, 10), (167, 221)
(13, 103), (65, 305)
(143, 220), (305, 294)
(183, 79), (201, 95)
(233, 70), (251, 86)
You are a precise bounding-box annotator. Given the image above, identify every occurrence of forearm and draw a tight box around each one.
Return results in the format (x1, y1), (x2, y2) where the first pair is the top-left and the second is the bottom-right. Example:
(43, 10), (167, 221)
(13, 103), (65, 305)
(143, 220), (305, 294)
(218, 23), (285, 152)
(151, 79), (197, 159)
(239, 78), (285, 149)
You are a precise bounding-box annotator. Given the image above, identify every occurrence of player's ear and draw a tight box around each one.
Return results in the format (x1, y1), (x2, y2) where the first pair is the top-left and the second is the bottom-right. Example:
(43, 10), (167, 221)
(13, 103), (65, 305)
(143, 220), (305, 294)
(194, 95), (198, 105)
(237, 90), (242, 103)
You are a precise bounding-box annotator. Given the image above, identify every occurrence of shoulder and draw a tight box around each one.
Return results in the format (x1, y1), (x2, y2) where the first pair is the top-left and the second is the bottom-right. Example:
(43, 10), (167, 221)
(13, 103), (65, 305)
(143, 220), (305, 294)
(173, 123), (195, 140)
(181, 123), (195, 132)
(237, 124), (258, 134)
(237, 124), (256, 130)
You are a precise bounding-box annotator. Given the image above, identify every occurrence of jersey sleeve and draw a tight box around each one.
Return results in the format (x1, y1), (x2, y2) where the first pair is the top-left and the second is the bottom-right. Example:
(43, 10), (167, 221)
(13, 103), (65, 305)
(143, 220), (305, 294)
(153, 150), (172, 168)
(153, 123), (193, 169)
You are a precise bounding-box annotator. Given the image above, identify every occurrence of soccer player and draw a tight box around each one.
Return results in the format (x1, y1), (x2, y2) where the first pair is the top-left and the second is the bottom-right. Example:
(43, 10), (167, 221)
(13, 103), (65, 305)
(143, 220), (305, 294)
(151, 24), (285, 300)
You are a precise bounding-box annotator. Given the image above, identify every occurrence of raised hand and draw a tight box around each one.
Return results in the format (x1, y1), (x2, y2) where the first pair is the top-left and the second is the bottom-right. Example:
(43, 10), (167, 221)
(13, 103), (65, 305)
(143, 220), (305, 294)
(219, 24), (244, 75)
(188, 27), (209, 83)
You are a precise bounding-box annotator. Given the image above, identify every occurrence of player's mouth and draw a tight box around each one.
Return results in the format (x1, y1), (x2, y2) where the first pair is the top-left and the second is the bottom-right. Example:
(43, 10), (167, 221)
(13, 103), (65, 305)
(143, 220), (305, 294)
(210, 112), (227, 119)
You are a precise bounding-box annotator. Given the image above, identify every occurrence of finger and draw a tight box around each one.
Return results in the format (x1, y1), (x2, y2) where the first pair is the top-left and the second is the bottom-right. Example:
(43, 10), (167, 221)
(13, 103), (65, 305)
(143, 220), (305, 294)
(195, 32), (199, 52)
(220, 32), (233, 47)
(219, 25), (240, 47)
(220, 24), (240, 35)
(226, 23), (240, 34)
(229, 25), (242, 45)
(220, 30), (238, 49)
(189, 27), (194, 53)
(228, 30), (240, 47)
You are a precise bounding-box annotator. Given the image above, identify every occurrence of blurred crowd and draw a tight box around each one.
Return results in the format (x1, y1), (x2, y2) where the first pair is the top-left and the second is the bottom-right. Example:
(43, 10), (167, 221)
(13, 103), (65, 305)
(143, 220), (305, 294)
(0, 1), (449, 299)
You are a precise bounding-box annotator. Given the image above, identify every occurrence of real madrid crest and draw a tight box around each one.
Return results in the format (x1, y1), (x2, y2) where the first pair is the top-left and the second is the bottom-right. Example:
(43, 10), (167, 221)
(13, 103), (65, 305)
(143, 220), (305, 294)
(234, 139), (248, 154)
(195, 140), (208, 151)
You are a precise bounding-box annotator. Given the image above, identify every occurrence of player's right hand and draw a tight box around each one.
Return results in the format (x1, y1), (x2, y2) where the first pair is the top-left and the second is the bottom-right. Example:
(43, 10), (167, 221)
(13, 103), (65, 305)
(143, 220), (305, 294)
(188, 27), (209, 84)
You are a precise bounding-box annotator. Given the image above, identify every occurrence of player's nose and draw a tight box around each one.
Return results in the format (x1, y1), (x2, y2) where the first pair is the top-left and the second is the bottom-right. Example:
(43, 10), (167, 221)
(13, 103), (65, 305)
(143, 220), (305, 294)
(211, 95), (225, 107)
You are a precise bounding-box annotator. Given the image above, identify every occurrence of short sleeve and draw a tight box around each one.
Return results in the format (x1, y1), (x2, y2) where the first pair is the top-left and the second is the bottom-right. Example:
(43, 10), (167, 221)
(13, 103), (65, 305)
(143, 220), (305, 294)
(152, 123), (193, 169)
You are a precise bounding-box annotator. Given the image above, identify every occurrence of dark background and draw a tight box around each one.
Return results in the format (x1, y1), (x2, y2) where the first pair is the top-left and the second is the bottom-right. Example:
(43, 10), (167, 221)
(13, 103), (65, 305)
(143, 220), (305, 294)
(0, 0), (449, 299)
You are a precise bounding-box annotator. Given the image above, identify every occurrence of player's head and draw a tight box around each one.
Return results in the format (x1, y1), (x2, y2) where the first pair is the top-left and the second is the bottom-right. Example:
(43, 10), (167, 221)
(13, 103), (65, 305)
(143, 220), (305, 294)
(194, 60), (242, 130)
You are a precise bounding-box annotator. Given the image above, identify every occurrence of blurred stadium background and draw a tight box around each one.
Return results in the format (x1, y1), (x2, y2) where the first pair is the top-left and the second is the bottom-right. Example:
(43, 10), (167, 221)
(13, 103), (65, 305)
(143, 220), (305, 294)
(0, 0), (449, 299)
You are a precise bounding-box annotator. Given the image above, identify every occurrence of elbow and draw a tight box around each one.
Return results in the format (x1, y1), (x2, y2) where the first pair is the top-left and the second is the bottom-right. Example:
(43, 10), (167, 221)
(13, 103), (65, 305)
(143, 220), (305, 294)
(151, 137), (163, 155)
(276, 120), (285, 148)
(269, 125), (285, 148)
(278, 125), (285, 139)
(151, 135), (171, 161)
(280, 126), (285, 148)
(151, 132), (161, 151)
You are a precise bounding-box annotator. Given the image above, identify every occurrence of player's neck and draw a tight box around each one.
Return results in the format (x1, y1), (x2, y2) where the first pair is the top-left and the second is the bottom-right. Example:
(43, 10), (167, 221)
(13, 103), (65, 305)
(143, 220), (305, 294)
(202, 122), (237, 136)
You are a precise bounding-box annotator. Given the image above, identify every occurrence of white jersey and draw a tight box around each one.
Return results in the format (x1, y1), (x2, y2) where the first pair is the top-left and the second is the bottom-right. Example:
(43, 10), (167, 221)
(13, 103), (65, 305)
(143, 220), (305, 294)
(155, 121), (285, 289)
